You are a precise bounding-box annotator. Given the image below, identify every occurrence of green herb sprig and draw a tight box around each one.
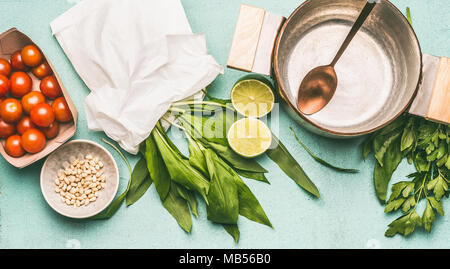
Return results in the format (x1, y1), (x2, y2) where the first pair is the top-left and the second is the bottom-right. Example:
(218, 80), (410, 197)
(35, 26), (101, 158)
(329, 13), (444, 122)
(363, 115), (449, 237)
(363, 7), (450, 237)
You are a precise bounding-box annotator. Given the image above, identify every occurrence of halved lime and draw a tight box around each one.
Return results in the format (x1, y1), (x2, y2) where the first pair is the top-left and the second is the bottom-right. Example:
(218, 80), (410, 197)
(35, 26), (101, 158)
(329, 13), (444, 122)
(227, 118), (272, 158)
(231, 77), (275, 118)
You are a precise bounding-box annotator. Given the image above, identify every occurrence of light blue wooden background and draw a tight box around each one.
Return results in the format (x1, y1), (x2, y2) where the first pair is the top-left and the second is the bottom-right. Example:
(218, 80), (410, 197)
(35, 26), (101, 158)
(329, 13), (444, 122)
(0, 0), (448, 249)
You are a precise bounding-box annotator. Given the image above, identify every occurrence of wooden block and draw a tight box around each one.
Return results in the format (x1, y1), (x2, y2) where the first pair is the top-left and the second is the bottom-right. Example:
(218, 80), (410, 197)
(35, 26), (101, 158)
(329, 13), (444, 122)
(427, 57), (450, 124)
(253, 12), (285, 75)
(227, 4), (265, 72)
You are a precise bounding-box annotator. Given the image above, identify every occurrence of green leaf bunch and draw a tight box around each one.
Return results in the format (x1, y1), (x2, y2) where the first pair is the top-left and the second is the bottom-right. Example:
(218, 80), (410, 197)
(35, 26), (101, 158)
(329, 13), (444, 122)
(363, 114), (449, 237)
(91, 83), (322, 242)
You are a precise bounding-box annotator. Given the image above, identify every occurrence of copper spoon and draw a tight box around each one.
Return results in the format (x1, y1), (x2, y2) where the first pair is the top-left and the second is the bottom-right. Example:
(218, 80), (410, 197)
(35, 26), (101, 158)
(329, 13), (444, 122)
(297, 1), (377, 115)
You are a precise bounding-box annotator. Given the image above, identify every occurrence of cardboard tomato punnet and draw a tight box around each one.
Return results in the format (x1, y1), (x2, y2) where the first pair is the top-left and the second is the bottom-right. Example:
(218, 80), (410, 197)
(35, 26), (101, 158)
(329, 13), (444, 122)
(0, 28), (77, 168)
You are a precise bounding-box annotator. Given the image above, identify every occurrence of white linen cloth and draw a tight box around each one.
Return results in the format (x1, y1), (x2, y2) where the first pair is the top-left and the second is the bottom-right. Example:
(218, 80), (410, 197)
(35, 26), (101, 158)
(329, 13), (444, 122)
(50, 0), (223, 154)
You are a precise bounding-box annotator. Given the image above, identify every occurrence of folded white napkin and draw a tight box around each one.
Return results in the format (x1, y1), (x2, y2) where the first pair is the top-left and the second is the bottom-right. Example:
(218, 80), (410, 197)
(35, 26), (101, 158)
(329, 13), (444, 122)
(50, 0), (223, 154)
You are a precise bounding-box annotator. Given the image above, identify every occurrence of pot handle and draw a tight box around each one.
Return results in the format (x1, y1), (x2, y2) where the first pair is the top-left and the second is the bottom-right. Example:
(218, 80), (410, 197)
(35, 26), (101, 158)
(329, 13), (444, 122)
(227, 4), (285, 76)
(409, 55), (450, 125)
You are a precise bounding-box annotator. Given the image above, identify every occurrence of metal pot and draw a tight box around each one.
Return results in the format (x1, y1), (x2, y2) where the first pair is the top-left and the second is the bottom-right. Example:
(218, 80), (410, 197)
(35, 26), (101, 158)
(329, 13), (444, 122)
(227, 0), (449, 138)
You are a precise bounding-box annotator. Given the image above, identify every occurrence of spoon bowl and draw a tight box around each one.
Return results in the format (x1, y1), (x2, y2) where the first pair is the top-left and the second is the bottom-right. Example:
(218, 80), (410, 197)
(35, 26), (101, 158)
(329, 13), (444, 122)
(297, 65), (337, 115)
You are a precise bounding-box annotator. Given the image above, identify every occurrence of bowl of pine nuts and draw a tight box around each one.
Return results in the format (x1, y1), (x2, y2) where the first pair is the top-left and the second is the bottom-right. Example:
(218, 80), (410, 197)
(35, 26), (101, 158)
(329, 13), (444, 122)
(40, 139), (119, 218)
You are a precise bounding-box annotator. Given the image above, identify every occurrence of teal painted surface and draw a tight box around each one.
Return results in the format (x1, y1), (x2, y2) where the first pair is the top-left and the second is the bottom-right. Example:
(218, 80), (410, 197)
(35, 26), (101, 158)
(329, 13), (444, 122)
(0, 0), (448, 249)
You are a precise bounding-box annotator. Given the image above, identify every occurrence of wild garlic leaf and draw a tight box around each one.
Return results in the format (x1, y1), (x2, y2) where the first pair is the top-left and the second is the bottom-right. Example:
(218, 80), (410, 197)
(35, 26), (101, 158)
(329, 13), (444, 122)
(187, 135), (208, 177)
(126, 157), (153, 206)
(267, 135), (320, 198)
(176, 184), (199, 218)
(156, 122), (187, 159)
(162, 182), (193, 233)
(211, 153), (273, 228)
(232, 174), (272, 227)
(91, 186), (128, 220)
(91, 139), (133, 220)
(203, 139), (268, 174)
(180, 112), (229, 146)
(145, 134), (171, 200)
(152, 127), (210, 203)
(204, 149), (239, 225)
(198, 135), (272, 227)
(422, 200), (435, 232)
(203, 90), (232, 105)
(290, 127), (359, 173)
(127, 176), (152, 207)
(235, 169), (270, 184)
(179, 113), (268, 174)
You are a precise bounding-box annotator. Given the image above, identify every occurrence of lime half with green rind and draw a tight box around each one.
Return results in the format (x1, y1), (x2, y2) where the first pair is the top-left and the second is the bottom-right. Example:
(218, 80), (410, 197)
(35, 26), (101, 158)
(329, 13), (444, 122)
(231, 76), (275, 118)
(227, 118), (272, 158)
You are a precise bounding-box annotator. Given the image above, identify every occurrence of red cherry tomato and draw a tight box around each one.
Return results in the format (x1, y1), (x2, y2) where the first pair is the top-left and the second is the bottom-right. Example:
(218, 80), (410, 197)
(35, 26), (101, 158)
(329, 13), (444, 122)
(10, 71), (32, 98)
(52, 97), (73, 123)
(21, 45), (42, 67)
(0, 75), (10, 97)
(0, 58), (12, 77)
(30, 103), (55, 127)
(17, 116), (37, 135)
(21, 128), (46, 153)
(0, 118), (15, 138)
(0, 98), (22, 123)
(5, 135), (25, 157)
(10, 50), (28, 71)
(41, 121), (59, 139)
(21, 91), (45, 114)
(40, 75), (62, 99)
(32, 61), (52, 79)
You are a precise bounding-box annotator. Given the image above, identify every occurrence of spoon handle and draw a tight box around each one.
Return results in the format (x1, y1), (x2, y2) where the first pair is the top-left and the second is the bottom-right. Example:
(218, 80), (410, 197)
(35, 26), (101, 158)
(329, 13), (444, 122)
(330, 1), (377, 67)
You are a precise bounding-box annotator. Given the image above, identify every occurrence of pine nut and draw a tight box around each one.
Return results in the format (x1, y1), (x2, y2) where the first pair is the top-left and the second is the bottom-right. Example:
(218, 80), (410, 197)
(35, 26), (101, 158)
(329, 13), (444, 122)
(54, 154), (107, 208)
